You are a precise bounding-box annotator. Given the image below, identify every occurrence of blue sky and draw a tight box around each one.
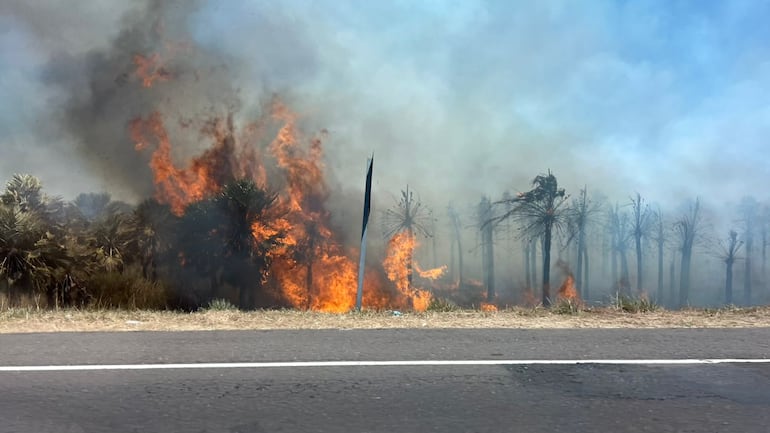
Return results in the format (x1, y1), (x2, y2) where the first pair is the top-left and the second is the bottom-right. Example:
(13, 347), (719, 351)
(1, 0), (769, 221)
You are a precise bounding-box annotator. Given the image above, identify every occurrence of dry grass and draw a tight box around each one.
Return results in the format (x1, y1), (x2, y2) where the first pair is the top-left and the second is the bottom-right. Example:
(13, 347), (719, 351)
(2, 306), (770, 333)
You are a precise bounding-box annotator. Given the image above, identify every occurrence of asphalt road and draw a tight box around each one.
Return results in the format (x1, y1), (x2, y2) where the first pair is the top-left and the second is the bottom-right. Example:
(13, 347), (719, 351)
(2, 329), (770, 432)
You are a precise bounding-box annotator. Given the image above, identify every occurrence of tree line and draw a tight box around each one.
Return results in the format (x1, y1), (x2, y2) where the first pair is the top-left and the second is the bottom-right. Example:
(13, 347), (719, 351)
(1, 171), (767, 310)
(459, 172), (767, 308)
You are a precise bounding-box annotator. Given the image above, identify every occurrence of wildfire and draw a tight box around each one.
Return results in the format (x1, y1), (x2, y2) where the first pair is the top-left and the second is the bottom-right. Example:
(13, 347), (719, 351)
(133, 53), (171, 88)
(480, 302), (498, 312)
(382, 231), (437, 312)
(556, 260), (580, 302)
(127, 42), (441, 312)
(129, 96), (398, 310)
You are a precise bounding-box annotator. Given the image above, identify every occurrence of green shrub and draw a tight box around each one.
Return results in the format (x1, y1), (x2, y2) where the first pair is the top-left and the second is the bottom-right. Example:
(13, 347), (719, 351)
(614, 293), (659, 313)
(204, 298), (238, 311)
(553, 298), (582, 315)
(427, 297), (459, 312)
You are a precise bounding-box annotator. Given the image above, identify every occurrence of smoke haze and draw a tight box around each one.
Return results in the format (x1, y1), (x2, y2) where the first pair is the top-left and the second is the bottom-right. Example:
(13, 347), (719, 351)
(2, 0), (770, 236)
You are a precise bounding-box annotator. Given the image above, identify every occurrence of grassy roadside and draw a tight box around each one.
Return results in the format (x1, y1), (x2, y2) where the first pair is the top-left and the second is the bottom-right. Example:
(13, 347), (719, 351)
(2, 305), (770, 333)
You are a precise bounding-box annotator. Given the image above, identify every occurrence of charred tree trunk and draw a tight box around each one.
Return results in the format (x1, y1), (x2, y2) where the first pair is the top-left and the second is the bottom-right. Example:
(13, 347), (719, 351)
(576, 228), (585, 298)
(407, 227), (414, 289)
(763, 227), (767, 294)
(611, 233), (618, 294)
(449, 206), (464, 288)
(450, 234), (456, 282)
(531, 237), (538, 289)
(583, 243), (590, 301)
(744, 235), (753, 305)
(669, 258), (676, 308)
(601, 231), (609, 283)
(656, 237), (664, 304)
(542, 223), (553, 306)
(635, 233), (643, 293)
(484, 227), (495, 301)
(726, 258), (734, 305)
(524, 240), (531, 289)
(679, 248), (692, 308)
(479, 198), (495, 302)
(620, 249), (630, 296)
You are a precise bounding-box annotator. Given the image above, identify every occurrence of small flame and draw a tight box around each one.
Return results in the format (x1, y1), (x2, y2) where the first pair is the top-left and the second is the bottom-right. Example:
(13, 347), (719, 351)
(556, 260), (581, 302)
(133, 53), (171, 88)
(480, 302), (498, 312)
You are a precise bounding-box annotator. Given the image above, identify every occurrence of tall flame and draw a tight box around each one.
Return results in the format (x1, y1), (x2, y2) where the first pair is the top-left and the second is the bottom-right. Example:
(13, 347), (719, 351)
(382, 231), (435, 311)
(129, 90), (401, 311)
(127, 42), (443, 311)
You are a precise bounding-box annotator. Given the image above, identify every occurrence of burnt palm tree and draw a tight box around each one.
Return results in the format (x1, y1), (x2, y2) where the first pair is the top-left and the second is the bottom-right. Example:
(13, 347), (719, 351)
(447, 203), (464, 288)
(629, 193), (653, 293)
(382, 186), (433, 288)
(651, 208), (668, 304)
(566, 186), (601, 299)
(608, 204), (632, 295)
(738, 196), (759, 305)
(477, 196), (495, 302)
(494, 171), (569, 306)
(718, 230), (743, 305)
(674, 198), (703, 308)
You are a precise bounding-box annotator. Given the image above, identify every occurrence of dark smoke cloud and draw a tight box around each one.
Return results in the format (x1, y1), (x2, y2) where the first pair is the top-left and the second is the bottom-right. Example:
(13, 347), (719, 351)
(1, 0), (321, 201)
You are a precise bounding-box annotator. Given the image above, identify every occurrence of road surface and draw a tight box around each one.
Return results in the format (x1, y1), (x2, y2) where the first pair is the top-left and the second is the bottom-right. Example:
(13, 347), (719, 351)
(2, 328), (770, 432)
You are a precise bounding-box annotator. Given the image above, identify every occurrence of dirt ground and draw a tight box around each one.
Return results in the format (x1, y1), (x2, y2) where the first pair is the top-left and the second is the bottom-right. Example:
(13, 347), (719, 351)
(2, 306), (770, 333)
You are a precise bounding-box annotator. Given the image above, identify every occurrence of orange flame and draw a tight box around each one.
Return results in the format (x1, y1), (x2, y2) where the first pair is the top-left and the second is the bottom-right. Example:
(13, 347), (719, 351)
(416, 264), (447, 280)
(130, 91), (402, 311)
(480, 302), (498, 312)
(556, 260), (581, 302)
(133, 53), (171, 88)
(382, 231), (434, 311)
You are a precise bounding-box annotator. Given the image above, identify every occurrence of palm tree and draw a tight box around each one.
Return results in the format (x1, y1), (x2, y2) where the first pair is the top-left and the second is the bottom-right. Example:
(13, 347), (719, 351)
(477, 196), (495, 302)
(447, 203), (464, 288)
(651, 208), (668, 305)
(74, 193), (112, 222)
(629, 193), (653, 293)
(0, 175), (73, 307)
(738, 196), (758, 305)
(129, 199), (175, 281)
(494, 171), (568, 306)
(89, 213), (134, 273)
(177, 179), (283, 309)
(718, 230), (743, 305)
(382, 186), (433, 288)
(566, 186), (601, 299)
(674, 198), (703, 308)
(0, 204), (69, 306)
(1, 174), (44, 213)
(608, 204), (632, 295)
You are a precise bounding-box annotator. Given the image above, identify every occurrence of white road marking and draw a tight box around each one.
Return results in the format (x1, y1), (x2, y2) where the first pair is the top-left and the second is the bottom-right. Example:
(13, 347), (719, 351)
(1, 359), (769, 372)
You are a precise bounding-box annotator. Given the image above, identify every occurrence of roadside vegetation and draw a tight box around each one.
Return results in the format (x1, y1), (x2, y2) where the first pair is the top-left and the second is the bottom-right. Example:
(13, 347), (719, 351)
(2, 299), (770, 333)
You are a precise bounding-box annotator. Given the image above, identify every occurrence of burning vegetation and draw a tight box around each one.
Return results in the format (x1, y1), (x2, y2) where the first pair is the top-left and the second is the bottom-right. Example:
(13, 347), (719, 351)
(128, 89), (400, 311)
(4, 2), (770, 314)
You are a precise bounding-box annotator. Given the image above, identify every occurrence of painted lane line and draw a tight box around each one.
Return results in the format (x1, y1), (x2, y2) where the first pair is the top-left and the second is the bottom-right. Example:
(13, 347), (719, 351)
(1, 359), (770, 372)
